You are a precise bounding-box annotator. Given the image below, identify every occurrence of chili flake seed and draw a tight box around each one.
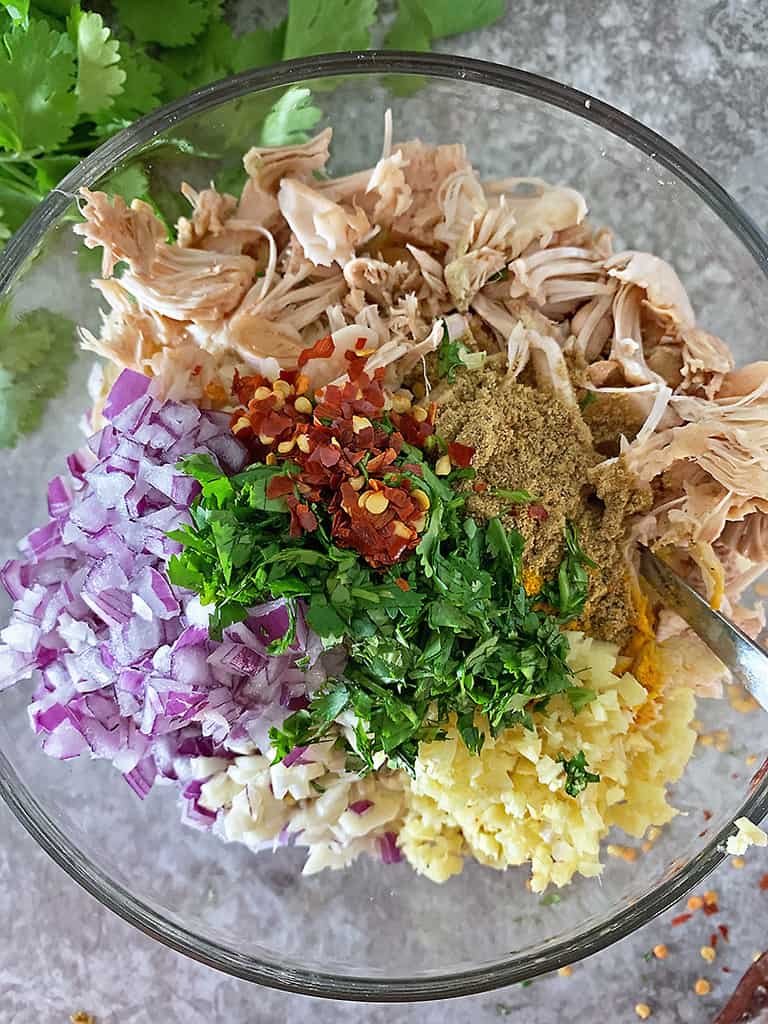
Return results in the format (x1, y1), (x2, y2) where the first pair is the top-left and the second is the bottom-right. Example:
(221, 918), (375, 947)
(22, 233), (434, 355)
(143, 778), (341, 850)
(294, 396), (313, 415)
(694, 978), (711, 996)
(671, 913), (692, 926)
(557, 966), (572, 977)
(652, 944), (668, 960)
(731, 856), (746, 869)
(435, 454), (452, 476)
(747, 754), (758, 766)
(754, 951), (764, 962)
(412, 406), (428, 423)
(700, 945), (716, 962)
(687, 895), (704, 911)
(704, 890), (718, 905)
(634, 1004), (652, 1020)
(365, 492), (390, 515)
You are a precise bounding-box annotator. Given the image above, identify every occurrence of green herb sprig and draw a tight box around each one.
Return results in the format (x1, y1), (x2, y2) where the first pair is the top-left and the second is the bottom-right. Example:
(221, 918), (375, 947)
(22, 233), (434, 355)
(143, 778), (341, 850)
(558, 750), (600, 797)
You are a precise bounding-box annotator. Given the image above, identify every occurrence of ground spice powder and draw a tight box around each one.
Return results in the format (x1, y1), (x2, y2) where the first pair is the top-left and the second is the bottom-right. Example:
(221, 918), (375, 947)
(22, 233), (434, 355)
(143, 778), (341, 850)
(434, 367), (650, 643)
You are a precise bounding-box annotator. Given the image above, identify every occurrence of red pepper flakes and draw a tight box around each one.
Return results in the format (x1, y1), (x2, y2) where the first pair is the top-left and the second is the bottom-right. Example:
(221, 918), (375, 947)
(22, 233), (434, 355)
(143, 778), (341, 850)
(722, 966), (732, 973)
(448, 441), (474, 468)
(394, 577), (410, 592)
(719, 924), (730, 942)
(528, 503), (549, 522)
(230, 344), (473, 569)
(703, 810), (713, 821)
(671, 913), (692, 926)
(473, 480), (488, 494)
(297, 333), (334, 367)
(710, 932), (719, 949)
(759, 874), (768, 891)
(703, 901), (719, 916)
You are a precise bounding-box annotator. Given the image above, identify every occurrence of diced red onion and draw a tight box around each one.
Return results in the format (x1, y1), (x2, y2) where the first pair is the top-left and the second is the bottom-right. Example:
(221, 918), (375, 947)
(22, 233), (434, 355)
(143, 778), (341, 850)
(349, 799), (374, 815)
(282, 745), (309, 767)
(378, 831), (403, 864)
(0, 370), (336, 839)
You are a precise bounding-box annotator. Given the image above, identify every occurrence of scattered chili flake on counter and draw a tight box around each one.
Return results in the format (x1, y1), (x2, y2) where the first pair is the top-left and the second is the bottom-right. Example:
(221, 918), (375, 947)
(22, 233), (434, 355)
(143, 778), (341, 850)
(672, 913), (693, 926)
(758, 873), (768, 891)
(634, 1003), (652, 1020)
(653, 944), (668, 960)
(694, 978), (712, 996)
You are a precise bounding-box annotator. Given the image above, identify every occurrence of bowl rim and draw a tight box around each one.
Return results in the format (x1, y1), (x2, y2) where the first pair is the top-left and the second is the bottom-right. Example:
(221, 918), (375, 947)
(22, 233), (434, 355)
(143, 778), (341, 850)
(2, 49), (768, 1002)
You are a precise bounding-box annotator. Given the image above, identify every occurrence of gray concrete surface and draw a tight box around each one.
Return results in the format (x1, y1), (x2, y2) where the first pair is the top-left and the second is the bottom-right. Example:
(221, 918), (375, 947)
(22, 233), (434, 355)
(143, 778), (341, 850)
(3, 1), (768, 1021)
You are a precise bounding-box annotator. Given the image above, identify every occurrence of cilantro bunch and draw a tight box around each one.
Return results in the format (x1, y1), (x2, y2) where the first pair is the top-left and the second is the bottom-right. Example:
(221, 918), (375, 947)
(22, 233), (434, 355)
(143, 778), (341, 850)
(0, 0), (506, 242)
(169, 443), (596, 774)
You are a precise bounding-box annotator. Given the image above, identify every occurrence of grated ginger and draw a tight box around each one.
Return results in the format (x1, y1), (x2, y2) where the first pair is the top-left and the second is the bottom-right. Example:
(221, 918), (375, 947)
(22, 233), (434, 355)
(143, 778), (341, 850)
(398, 630), (696, 891)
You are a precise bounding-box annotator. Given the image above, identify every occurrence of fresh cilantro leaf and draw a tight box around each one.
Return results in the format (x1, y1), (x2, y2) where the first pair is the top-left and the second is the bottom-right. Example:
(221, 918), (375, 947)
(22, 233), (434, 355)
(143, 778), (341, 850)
(283, 0), (376, 59)
(541, 521), (597, 623)
(92, 47), (163, 135)
(579, 391), (598, 412)
(456, 709), (484, 755)
(31, 0), (70, 12)
(311, 685), (349, 724)
(113, 0), (217, 48)
(0, 164), (40, 233)
(0, 1), (28, 27)
(33, 153), (78, 192)
(0, 18), (77, 151)
(419, 0), (506, 38)
(384, 0), (431, 50)
(231, 22), (286, 73)
(558, 750), (600, 797)
(306, 596), (347, 645)
(490, 488), (538, 504)
(101, 164), (151, 205)
(565, 686), (597, 713)
(436, 325), (485, 382)
(0, 307), (76, 447)
(260, 86), (322, 147)
(67, 8), (125, 115)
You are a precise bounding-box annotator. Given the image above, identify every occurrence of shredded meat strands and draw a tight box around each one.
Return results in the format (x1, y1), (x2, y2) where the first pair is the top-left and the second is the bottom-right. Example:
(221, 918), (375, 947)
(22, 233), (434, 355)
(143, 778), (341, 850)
(75, 113), (768, 652)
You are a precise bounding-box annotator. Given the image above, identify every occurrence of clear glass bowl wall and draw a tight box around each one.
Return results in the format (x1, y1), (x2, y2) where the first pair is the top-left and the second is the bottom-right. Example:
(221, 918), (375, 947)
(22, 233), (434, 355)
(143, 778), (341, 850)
(1, 54), (767, 1000)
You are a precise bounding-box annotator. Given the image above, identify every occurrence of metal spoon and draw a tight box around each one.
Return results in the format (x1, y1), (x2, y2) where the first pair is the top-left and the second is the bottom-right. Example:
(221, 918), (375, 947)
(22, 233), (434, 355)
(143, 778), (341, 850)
(639, 546), (768, 712)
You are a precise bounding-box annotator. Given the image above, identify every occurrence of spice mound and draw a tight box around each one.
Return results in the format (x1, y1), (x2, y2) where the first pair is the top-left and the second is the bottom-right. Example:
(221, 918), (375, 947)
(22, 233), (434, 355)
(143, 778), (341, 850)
(435, 366), (651, 642)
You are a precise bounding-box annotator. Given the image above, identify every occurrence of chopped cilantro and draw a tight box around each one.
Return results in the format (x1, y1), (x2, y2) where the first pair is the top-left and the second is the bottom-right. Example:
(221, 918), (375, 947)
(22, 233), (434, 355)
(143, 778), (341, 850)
(558, 750), (600, 797)
(490, 488), (538, 504)
(540, 521), (597, 623)
(171, 430), (596, 775)
(579, 391), (598, 412)
(437, 325), (486, 383)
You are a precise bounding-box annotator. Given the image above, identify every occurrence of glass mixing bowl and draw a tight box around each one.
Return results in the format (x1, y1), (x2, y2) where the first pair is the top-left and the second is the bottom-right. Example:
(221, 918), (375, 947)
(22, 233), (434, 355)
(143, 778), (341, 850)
(1, 52), (767, 1002)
